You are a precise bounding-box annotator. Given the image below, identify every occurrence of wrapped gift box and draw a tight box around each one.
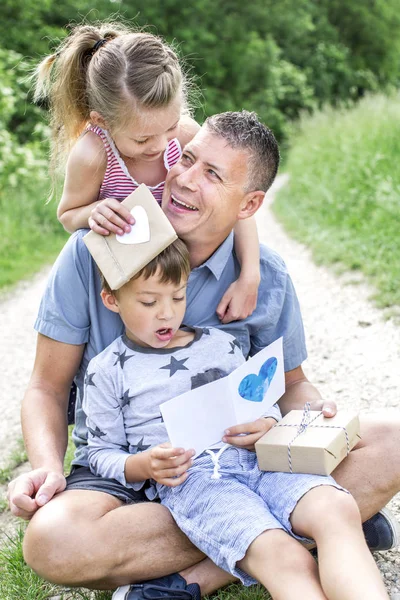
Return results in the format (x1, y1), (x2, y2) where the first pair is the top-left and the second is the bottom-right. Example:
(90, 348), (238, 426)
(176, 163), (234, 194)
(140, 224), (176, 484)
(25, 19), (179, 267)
(255, 409), (361, 475)
(84, 184), (177, 290)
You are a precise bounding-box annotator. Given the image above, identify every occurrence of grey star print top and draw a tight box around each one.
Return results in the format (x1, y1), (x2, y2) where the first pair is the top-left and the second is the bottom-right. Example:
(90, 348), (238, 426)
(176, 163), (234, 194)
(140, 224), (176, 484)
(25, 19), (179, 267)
(83, 326), (249, 499)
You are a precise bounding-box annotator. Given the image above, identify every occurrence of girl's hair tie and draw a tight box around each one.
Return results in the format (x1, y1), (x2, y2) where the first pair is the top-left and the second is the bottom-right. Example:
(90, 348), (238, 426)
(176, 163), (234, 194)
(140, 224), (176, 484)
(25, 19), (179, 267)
(92, 38), (108, 54)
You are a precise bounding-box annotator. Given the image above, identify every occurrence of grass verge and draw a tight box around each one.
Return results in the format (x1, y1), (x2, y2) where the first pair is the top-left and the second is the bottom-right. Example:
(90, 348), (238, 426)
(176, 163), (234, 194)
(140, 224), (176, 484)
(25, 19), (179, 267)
(274, 93), (400, 310)
(0, 177), (68, 291)
(0, 440), (28, 486)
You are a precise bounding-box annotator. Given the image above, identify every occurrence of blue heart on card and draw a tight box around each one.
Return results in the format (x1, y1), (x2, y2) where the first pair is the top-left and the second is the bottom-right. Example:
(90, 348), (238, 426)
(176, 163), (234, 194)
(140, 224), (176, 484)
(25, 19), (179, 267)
(238, 357), (278, 402)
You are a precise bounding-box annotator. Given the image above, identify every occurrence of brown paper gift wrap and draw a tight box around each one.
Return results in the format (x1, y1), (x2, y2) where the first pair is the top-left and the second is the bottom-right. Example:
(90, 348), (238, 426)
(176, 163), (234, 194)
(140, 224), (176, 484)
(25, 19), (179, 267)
(83, 184), (177, 290)
(255, 410), (361, 476)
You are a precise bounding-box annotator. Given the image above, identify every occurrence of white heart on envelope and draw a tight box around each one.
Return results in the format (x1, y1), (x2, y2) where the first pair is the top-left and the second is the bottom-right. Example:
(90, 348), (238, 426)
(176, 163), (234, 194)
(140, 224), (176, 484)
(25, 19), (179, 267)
(116, 205), (150, 245)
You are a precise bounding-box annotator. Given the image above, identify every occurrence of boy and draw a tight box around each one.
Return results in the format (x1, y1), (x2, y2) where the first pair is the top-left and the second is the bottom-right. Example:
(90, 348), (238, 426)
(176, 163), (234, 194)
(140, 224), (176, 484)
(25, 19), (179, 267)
(84, 239), (388, 600)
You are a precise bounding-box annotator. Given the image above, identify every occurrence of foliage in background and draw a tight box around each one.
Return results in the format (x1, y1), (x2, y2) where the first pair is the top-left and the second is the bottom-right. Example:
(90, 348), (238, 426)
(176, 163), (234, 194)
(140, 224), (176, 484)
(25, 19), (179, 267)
(0, 47), (67, 289)
(274, 93), (400, 310)
(0, 0), (399, 287)
(1, 0), (400, 140)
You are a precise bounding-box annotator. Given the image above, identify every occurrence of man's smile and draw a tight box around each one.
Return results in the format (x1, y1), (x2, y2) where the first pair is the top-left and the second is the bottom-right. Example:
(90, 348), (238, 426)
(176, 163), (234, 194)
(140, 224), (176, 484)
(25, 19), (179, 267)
(171, 194), (198, 211)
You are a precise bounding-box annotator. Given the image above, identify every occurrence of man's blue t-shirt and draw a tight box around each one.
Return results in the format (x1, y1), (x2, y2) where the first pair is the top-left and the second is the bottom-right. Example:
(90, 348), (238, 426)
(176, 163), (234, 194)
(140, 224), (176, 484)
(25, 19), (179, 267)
(35, 230), (307, 466)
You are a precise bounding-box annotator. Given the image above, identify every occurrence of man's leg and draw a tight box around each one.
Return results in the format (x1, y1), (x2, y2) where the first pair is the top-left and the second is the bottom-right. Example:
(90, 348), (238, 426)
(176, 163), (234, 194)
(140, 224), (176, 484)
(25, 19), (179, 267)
(23, 489), (204, 589)
(331, 414), (400, 520)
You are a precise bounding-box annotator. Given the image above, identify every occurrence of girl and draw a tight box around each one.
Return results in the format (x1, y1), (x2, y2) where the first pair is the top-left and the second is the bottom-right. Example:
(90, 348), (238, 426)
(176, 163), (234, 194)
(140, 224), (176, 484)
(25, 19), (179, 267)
(34, 22), (261, 323)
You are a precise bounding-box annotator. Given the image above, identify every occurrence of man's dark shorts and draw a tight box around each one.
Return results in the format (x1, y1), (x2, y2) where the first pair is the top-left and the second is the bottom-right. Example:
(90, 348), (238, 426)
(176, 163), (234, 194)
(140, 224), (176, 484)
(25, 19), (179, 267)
(66, 466), (151, 504)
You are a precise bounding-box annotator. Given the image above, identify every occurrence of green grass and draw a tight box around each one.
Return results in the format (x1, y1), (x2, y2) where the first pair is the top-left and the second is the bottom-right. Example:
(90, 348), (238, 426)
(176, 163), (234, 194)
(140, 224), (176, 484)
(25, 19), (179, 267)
(0, 178), (68, 290)
(64, 425), (77, 475)
(0, 496), (8, 514)
(274, 93), (400, 309)
(0, 439), (28, 484)
(0, 439), (27, 519)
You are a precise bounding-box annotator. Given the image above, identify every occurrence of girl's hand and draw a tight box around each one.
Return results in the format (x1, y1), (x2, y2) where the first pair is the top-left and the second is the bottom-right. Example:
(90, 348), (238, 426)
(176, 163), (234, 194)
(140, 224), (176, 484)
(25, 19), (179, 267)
(88, 198), (135, 236)
(222, 417), (277, 451)
(216, 274), (260, 324)
(146, 443), (195, 487)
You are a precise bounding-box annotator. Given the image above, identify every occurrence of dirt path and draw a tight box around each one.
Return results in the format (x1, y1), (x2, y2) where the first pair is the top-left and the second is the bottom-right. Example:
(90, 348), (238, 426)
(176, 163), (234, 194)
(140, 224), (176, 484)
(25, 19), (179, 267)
(0, 177), (399, 593)
(0, 267), (51, 468)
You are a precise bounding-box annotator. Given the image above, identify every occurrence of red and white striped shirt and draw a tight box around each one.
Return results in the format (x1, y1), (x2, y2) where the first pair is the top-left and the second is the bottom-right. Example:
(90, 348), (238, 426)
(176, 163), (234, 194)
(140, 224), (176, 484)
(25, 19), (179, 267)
(87, 125), (182, 205)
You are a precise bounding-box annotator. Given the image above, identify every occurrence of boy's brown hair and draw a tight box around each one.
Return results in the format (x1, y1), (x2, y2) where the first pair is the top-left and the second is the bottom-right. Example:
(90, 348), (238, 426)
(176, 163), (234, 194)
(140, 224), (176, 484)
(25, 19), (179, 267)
(100, 238), (190, 295)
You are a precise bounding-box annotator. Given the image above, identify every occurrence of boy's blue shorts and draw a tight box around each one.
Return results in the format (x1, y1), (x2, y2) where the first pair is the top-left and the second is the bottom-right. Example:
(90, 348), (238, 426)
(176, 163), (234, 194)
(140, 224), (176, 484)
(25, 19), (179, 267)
(159, 446), (347, 586)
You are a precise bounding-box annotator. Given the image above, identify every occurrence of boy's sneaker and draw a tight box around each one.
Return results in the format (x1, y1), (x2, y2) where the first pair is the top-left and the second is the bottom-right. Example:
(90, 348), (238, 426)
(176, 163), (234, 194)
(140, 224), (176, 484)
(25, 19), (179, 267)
(363, 507), (400, 551)
(112, 573), (201, 600)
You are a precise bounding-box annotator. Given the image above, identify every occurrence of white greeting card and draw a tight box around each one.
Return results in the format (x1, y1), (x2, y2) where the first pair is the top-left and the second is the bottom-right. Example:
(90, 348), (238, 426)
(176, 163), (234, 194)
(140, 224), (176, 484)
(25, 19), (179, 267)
(160, 337), (285, 456)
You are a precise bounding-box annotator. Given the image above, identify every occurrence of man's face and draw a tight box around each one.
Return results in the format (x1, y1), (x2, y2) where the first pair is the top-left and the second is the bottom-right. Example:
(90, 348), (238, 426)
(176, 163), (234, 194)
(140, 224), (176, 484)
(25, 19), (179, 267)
(162, 127), (250, 243)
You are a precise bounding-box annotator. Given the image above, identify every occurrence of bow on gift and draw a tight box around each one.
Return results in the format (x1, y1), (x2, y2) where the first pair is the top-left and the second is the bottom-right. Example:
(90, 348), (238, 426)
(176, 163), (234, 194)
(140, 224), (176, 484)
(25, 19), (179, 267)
(276, 402), (351, 474)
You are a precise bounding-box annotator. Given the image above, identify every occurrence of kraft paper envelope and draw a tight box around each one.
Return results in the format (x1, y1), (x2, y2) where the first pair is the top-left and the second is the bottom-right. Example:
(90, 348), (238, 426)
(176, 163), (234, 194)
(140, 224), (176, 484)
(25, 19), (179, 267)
(83, 184), (177, 290)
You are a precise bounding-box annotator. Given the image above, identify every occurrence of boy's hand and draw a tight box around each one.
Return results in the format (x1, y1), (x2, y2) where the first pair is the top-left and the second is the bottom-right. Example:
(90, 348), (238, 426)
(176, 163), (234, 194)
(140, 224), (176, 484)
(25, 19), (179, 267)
(147, 443), (195, 487)
(308, 399), (337, 418)
(89, 197), (135, 236)
(222, 417), (277, 451)
(216, 275), (260, 324)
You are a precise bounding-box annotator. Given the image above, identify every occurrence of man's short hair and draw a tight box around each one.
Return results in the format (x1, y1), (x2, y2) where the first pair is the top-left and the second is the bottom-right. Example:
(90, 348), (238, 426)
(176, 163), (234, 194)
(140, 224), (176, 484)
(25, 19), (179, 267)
(101, 238), (190, 294)
(205, 110), (280, 193)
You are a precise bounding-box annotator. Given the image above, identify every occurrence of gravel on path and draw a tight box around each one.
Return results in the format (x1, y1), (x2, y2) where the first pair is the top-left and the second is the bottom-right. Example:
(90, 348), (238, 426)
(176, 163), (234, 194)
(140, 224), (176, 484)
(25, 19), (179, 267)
(0, 175), (399, 593)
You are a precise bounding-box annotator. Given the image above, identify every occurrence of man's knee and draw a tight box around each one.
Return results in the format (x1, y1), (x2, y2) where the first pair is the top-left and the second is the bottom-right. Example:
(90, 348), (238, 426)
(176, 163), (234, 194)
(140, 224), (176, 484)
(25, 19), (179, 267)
(360, 413), (400, 443)
(22, 491), (195, 587)
(23, 501), (75, 582)
(359, 416), (400, 480)
(23, 489), (123, 584)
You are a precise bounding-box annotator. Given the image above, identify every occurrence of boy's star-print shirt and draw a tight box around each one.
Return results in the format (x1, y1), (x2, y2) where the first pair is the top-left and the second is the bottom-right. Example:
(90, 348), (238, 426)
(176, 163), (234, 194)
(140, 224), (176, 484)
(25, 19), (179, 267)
(83, 326), (246, 498)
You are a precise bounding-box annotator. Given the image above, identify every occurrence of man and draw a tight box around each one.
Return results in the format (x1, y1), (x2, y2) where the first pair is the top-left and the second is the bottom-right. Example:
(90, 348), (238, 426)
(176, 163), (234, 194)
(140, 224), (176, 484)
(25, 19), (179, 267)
(8, 111), (400, 599)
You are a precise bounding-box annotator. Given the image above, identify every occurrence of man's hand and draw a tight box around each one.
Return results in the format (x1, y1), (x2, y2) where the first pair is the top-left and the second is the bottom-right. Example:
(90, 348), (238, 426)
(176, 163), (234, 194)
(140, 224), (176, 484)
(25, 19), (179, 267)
(280, 365), (338, 418)
(7, 469), (66, 520)
(146, 443), (195, 487)
(222, 417), (277, 451)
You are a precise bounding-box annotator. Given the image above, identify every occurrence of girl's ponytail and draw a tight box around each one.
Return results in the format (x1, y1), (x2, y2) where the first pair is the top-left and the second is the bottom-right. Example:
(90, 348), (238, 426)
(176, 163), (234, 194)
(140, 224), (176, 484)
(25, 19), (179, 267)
(33, 24), (124, 174)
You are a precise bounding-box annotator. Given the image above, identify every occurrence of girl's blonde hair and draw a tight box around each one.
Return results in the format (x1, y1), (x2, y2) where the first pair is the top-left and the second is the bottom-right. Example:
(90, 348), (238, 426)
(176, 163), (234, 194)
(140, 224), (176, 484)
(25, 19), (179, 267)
(34, 22), (187, 176)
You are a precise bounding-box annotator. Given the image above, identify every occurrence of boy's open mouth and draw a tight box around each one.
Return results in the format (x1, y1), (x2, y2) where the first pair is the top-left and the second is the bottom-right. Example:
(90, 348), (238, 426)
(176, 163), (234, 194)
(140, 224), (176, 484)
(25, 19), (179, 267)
(155, 328), (174, 341)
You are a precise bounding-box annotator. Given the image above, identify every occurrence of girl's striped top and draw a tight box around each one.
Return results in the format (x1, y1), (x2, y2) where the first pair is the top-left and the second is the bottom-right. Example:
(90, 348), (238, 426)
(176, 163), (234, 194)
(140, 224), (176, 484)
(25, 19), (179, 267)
(87, 125), (182, 205)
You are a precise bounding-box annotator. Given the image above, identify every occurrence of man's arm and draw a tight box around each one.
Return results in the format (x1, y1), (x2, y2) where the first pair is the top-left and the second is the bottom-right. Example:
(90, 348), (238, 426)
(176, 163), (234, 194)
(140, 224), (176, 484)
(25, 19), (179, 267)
(279, 365), (337, 417)
(7, 334), (84, 519)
